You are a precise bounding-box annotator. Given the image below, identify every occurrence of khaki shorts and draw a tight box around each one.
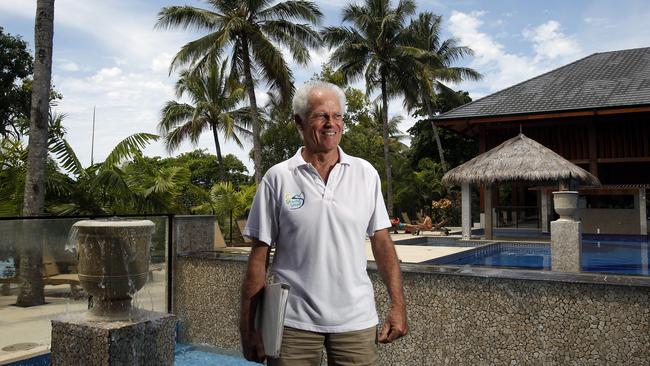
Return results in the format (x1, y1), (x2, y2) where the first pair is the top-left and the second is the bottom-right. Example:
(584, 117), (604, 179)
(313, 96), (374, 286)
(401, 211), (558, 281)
(268, 326), (378, 366)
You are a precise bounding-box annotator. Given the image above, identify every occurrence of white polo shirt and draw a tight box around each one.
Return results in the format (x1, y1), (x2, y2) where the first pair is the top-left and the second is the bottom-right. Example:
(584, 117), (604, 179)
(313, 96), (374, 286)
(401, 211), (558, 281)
(244, 147), (391, 333)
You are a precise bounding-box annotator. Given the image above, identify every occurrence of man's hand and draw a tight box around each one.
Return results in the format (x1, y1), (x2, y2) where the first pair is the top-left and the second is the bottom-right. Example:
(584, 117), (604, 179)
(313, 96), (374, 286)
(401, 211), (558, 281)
(371, 229), (409, 343)
(378, 303), (408, 343)
(240, 327), (266, 362)
(240, 241), (271, 362)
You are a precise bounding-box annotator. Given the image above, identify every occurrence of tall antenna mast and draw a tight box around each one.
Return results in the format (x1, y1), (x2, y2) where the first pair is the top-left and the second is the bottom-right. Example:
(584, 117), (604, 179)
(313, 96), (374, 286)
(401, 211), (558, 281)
(91, 106), (96, 165)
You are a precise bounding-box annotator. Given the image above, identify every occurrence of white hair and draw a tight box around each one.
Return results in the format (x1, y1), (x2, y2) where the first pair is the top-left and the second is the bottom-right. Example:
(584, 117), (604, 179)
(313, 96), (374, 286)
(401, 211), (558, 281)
(292, 81), (347, 121)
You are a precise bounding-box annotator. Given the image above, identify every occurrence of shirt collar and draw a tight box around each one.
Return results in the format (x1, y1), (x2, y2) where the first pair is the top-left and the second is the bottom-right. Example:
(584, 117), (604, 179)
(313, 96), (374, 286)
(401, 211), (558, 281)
(288, 146), (351, 170)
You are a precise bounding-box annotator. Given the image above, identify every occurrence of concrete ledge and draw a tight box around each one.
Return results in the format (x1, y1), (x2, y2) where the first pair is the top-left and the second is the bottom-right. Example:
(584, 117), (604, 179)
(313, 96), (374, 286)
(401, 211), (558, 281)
(180, 250), (650, 288)
(174, 254), (650, 365)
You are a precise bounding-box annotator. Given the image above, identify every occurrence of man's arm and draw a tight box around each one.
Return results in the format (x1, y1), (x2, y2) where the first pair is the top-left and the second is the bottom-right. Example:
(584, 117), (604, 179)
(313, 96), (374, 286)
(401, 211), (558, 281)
(370, 229), (408, 343)
(240, 240), (270, 362)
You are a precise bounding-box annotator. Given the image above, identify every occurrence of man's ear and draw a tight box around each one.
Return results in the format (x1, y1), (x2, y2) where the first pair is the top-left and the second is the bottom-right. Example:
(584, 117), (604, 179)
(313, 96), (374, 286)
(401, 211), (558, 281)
(294, 114), (303, 130)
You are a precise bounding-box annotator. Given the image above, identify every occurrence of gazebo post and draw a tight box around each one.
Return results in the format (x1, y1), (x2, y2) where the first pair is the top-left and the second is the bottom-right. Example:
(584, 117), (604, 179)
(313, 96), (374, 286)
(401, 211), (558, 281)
(639, 188), (647, 235)
(484, 184), (493, 239)
(540, 189), (550, 233)
(462, 183), (472, 240)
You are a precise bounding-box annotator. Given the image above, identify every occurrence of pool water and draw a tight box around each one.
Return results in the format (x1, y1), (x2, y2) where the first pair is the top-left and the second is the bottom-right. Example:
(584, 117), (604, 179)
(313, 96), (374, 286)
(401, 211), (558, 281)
(6, 345), (257, 366)
(426, 239), (650, 276)
(175, 344), (257, 366)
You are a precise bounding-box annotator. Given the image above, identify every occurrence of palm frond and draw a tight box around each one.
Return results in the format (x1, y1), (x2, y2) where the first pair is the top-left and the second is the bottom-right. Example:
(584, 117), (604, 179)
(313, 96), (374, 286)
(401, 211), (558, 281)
(102, 133), (159, 169)
(258, 1), (323, 24)
(155, 6), (222, 32)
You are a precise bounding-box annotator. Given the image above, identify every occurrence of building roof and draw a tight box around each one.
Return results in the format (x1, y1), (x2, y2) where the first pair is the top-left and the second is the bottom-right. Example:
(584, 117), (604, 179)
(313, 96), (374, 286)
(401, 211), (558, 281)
(436, 47), (650, 121)
(441, 134), (600, 186)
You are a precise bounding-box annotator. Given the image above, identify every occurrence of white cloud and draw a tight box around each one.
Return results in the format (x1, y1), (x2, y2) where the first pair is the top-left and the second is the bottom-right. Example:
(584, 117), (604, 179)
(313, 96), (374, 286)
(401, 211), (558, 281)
(151, 53), (173, 73)
(583, 17), (609, 26)
(447, 11), (585, 98)
(58, 60), (80, 72)
(523, 20), (581, 62)
(448, 10), (538, 92)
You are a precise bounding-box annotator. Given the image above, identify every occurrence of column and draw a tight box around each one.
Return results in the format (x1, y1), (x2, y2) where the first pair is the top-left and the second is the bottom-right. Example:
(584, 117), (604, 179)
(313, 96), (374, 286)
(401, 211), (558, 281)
(541, 190), (549, 233)
(640, 188), (647, 236)
(551, 191), (582, 272)
(484, 184), (493, 240)
(462, 183), (472, 240)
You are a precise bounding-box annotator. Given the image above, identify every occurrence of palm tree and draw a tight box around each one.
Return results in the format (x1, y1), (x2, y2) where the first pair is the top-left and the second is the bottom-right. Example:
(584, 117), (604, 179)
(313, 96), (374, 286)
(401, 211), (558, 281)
(322, 0), (418, 214)
(401, 12), (481, 171)
(158, 59), (249, 164)
(18, 0), (55, 306)
(156, 0), (323, 183)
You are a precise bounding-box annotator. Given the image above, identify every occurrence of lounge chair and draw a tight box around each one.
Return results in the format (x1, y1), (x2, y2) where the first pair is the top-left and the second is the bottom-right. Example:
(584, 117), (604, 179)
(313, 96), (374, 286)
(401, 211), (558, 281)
(236, 219), (252, 244)
(0, 276), (20, 296)
(214, 221), (227, 249)
(401, 212), (414, 225)
(43, 254), (82, 298)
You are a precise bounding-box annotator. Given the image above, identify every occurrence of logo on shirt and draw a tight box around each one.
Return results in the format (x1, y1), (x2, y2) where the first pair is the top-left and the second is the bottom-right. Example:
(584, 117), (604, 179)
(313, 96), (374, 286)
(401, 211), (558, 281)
(285, 192), (305, 210)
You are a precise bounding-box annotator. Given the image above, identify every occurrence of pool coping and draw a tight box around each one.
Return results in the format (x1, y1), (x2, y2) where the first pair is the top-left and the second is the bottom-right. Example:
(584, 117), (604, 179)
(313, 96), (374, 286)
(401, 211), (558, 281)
(179, 250), (650, 289)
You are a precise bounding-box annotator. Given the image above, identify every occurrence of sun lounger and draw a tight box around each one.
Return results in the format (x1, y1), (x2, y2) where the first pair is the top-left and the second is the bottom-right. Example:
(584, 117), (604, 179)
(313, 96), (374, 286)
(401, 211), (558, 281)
(43, 256), (82, 298)
(214, 221), (227, 249)
(0, 276), (20, 296)
(237, 219), (252, 244)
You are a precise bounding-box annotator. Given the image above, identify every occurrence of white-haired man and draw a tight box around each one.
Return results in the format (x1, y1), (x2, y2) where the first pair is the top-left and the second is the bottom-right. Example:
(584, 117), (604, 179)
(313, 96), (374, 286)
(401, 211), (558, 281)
(240, 81), (408, 365)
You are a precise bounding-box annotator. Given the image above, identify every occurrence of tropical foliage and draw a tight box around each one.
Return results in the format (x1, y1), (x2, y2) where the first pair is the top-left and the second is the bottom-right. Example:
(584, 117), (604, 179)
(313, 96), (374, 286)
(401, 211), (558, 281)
(322, 0), (419, 214)
(3, 3), (480, 224)
(156, 0), (323, 183)
(158, 59), (250, 164)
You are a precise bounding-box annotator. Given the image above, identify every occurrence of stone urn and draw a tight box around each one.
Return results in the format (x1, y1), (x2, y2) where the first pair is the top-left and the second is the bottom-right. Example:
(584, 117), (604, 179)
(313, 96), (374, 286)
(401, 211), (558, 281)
(72, 220), (154, 320)
(552, 191), (579, 221)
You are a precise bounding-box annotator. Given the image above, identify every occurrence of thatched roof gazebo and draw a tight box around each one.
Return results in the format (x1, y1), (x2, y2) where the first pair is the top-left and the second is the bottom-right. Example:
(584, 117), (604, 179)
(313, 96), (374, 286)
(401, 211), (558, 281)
(442, 134), (600, 239)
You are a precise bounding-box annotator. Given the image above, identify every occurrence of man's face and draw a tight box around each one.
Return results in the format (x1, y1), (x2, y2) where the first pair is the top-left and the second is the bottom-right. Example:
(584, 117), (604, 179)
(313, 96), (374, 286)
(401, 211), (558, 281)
(296, 89), (344, 154)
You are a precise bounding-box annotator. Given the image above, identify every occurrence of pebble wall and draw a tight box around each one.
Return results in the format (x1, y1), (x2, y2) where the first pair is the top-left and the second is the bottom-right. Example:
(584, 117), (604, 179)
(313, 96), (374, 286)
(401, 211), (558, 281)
(173, 255), (650, 365)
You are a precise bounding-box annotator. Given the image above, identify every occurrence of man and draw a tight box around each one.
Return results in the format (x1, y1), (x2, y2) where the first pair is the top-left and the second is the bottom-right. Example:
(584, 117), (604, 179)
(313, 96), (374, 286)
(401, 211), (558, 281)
(240, 81), (408, 365)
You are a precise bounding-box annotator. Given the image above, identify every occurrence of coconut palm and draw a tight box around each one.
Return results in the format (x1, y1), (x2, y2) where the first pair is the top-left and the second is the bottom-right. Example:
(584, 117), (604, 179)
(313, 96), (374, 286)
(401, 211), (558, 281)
(322, 0), (419, 213)
(156, 0), (323, 183)
(18, 0), (55, 307)
(401, 12), (481, 171)
(159, 59), (249, 164)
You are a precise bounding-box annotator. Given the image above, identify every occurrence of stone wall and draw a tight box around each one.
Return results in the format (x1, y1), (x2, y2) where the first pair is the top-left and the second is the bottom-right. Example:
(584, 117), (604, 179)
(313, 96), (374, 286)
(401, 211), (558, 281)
(174, 254), (650, 365)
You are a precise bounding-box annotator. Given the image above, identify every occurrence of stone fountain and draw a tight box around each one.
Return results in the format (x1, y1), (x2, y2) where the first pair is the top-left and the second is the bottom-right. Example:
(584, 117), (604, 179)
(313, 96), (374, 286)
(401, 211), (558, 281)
(50, 220), (176, 365)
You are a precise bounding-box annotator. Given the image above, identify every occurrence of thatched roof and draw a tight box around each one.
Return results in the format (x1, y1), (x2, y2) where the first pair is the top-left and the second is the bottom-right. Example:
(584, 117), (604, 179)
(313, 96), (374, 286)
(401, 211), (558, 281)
(442, 134), (601, 186)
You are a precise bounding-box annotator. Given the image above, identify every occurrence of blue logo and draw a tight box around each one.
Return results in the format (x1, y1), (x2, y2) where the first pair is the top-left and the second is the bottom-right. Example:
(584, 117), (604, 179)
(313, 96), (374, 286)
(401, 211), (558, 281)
(285, 192), (305, 210)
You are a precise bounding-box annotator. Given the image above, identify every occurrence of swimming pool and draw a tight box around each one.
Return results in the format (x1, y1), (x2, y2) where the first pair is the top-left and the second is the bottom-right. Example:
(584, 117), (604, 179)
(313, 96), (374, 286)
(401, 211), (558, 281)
(424, 239), (650, 276)
(5, 345), (256, 366)
(175, 344), (256, 366)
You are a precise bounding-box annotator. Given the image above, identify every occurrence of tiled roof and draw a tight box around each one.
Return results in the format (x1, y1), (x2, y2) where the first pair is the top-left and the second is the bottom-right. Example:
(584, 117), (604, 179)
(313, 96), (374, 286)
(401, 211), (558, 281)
(436, 47), (650, 120)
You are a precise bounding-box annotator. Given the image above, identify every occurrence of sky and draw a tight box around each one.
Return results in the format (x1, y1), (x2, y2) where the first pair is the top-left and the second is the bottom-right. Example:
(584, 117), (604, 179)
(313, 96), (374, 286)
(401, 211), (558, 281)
(1, 0), (649, 173)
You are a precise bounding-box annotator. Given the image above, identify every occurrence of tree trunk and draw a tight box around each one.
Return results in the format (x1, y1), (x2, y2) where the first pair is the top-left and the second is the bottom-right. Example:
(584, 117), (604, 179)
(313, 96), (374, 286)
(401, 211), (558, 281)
(241, 39), (262, 184)
(426, 102), (447, 172)
(211, 122), (223, 164)
(380, 73), (393, 215)
(18, 0), (55, 307)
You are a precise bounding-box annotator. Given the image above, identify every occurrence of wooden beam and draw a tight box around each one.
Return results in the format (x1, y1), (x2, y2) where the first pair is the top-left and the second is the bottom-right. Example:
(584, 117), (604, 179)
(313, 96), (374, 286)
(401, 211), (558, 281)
(434, 105), (650, 126)
(597, 157), (650, 163)
(588, 118), (598, 177)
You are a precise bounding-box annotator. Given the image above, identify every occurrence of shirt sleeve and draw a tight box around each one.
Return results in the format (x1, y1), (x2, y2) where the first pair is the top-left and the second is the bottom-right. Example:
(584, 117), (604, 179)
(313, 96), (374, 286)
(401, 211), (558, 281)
(243, 179), (279, 246)
(366, 171), (391, 237)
